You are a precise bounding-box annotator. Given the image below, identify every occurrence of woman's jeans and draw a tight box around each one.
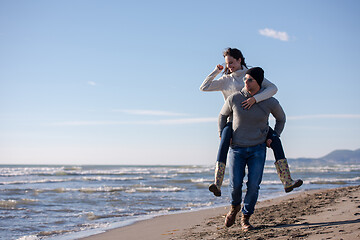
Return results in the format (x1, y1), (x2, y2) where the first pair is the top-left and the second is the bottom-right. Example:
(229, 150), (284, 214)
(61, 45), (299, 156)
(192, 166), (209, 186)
(228, 143), (266, 215)
(217, 123), (285, 164)
(217, 122), (233, 164)
(267, 127), (285, 160)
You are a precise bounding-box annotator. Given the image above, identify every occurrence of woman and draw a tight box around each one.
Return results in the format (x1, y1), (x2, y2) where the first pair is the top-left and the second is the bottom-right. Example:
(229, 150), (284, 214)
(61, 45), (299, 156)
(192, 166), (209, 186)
(200, 48), (302, 196)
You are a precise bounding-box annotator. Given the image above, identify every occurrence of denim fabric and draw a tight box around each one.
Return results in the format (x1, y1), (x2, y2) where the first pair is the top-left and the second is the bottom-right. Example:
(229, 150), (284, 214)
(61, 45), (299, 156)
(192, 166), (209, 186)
(266, 127), (285, 160)
(217, 124), (285, 165)
(228, 143), (266, 215)
(216, 122), (232, 164)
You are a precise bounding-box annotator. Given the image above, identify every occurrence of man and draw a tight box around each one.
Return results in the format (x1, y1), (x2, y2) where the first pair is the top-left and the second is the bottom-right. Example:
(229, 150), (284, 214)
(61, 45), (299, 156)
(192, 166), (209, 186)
(218, 67), (286, 231)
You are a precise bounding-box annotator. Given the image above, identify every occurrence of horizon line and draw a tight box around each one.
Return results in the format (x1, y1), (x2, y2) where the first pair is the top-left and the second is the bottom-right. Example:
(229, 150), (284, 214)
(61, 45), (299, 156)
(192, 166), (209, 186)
(51, 114), (360, 126)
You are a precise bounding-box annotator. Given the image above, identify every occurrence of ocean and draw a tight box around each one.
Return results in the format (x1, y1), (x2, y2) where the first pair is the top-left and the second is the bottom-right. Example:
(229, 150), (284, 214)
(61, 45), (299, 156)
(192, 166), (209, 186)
(1, 162), (359, 240)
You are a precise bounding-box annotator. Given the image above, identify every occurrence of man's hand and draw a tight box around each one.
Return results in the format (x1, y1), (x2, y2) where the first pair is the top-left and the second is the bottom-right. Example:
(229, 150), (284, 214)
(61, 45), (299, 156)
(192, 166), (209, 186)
(242, 97), (256, 109)
(266, 139), (272, 148)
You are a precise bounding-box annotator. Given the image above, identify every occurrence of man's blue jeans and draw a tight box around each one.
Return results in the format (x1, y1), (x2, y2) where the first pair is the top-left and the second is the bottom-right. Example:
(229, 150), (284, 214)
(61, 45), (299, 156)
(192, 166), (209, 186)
(228, 143), (266, 215)
(217, 124), (284, 164)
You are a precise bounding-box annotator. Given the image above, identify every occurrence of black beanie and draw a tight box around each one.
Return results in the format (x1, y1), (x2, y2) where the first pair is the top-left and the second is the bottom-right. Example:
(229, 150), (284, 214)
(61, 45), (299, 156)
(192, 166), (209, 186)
(246, 67), (264, 87)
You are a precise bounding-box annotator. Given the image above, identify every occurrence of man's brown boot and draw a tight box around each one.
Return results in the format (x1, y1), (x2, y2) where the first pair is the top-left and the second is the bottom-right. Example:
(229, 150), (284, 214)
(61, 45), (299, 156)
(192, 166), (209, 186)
(241, 214), (254, 232)
(225, 205), (240, 227)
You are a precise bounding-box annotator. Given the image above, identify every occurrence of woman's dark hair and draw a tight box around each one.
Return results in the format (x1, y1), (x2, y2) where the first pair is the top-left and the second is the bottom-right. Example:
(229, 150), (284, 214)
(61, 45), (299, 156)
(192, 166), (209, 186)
(222, 48), (247, 74)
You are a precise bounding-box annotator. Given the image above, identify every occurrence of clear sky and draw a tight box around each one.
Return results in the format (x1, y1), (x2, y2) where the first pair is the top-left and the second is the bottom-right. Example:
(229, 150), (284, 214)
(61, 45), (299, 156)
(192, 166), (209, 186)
(1, 0), (359, 165)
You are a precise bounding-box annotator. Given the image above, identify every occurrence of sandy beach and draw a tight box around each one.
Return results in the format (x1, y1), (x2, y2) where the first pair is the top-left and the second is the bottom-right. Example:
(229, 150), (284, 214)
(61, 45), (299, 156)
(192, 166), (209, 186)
(80, 185), (360, 240)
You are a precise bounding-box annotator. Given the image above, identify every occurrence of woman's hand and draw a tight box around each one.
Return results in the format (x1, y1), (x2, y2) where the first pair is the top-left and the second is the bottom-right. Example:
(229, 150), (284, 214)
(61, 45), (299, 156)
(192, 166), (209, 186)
(242, 97), (256, 109)
(217, 64), (224, 71)
(219, 137), (232, 145)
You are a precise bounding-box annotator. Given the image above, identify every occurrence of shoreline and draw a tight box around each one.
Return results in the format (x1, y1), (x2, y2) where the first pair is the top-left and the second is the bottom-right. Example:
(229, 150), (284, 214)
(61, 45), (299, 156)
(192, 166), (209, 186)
(78, 185), (360, 240)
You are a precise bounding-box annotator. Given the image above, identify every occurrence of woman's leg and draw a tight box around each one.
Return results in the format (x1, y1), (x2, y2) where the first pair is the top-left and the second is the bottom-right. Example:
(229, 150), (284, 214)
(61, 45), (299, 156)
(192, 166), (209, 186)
(217, 122), (233, 164)
(209, 122), (232, 197)
(267, 127), (303, 193)
(267, 127), (285, 160)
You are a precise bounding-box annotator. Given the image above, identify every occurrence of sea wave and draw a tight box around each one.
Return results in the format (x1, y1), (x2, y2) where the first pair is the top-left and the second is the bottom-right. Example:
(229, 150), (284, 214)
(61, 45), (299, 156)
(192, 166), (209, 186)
(169, 178), (212, 184)
(31, 186), (127, 194)
(125, 186), (185, 193)
(1, 185), (187, 195)
(0, 178), (75, 185)
(190, 178), (212, 183)
(16, 222), (110, 240)
(16, 235), (40, 240)
(0, 198), (39, 209)
(186, 201), (213, 208)
(84, 212), (131, 221)
(307, 176), (360, 185)
(0, 166), (212, 178)
(150, 174), (178, 179)
(290, 165), (360, 173)
(261, 180), (282, 185)
(81, 176), (144, 181)
(2, 164), (359, 240)
(263, 169), (277, 174)
(0, 167), (64, 177)
(1, 175), (144, 186)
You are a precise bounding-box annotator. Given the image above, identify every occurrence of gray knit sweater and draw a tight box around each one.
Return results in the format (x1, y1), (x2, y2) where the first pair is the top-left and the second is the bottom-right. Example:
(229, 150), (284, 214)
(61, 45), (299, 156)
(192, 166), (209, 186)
(200, 66), (278, 102)
(218, 90), (286, 147)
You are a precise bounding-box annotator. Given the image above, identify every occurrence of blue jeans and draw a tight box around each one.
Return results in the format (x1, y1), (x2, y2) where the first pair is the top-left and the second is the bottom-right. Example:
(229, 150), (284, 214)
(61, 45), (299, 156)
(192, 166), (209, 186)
(228, 143), (266, 215)
(216, 122), (232, 164)
(266, 127), (285, 160)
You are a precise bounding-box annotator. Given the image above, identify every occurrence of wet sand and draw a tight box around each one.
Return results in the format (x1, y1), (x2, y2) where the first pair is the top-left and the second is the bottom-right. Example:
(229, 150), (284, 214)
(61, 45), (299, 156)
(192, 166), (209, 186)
(80, 185), (360, 240)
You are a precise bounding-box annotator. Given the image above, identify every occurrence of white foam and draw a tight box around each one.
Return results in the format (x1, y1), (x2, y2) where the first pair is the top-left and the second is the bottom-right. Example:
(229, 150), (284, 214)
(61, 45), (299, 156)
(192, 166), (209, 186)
(16, 235), (40, 240)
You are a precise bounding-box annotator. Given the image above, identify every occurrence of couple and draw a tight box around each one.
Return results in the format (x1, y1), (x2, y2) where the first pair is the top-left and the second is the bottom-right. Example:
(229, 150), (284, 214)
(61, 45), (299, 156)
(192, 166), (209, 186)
(200, 48), (303, 231)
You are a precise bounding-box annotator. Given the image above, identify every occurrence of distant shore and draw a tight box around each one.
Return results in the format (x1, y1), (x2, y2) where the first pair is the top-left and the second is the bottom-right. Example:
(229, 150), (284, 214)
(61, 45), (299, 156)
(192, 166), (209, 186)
(80, 185), (360, 240)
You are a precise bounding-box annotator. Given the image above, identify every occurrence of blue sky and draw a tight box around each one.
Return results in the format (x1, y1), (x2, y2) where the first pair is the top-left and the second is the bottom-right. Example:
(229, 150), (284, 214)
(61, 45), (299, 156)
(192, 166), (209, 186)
(1, 0), (359, 165)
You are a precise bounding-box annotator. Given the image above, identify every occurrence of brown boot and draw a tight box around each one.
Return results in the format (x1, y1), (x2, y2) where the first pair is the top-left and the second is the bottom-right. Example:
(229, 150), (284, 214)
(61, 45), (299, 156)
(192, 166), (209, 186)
(225, 205), (240, 227)
(241, 214), (254, 232)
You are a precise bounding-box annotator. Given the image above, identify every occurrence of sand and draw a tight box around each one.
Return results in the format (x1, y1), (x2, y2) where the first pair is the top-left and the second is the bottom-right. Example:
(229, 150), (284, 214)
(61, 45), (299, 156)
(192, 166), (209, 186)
(80, 185), (360, 240)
